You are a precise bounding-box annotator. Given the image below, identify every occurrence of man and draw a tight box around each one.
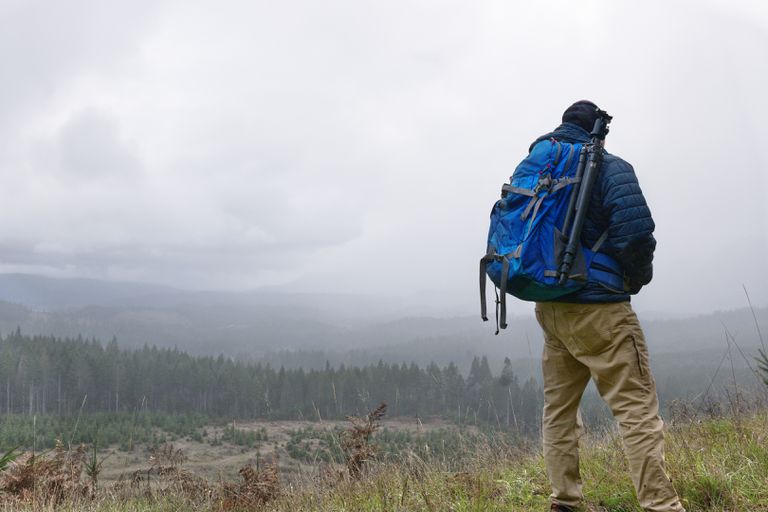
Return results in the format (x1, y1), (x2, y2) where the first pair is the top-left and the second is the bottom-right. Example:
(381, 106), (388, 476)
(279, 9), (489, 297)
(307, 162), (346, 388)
(534, 101), (685, 512)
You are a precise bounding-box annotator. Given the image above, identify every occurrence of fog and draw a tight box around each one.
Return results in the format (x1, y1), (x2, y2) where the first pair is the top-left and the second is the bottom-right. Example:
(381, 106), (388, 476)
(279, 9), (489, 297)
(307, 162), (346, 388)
(1, 0), (766, 317)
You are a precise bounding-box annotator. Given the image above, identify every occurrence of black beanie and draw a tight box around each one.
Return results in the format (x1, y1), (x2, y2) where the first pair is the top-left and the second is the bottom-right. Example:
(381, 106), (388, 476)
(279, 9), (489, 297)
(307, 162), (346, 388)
(562, 100), (600, 132)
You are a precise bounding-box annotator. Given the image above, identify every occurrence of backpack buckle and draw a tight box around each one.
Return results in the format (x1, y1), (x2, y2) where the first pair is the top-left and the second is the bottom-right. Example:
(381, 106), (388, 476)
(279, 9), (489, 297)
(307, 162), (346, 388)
(533, 173), (553, 195)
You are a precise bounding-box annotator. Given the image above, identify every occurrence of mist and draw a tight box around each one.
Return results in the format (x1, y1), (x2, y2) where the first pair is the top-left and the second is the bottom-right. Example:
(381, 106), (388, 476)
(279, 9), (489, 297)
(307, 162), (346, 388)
(0, 0), (765, 319)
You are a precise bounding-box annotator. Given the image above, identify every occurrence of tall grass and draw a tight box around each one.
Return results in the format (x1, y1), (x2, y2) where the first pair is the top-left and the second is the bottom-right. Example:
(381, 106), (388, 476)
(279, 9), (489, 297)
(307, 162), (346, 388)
(1, 407), (767, 511)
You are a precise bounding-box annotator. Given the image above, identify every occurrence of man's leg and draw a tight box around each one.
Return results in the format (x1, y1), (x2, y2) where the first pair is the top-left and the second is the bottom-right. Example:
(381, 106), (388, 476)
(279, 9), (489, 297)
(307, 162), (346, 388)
(536, 303), (592, 509)
(573, 302), (684, 512)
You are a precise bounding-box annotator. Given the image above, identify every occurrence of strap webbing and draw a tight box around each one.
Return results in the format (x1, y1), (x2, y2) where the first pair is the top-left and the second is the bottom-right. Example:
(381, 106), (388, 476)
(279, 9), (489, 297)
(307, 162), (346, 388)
(528, 195), (545, 225)
(592, 229), (609, 252)
(480, 251), (510, 333)
(521, 195), (543, 221)
(562, 143), (576, 172)
(520, 176), (580, 222)
(553, 141), (563, 167)
(480, 253), (491, 321)
(550, 176), (581, 193)
(479, 246), (500, 322)
(501, 184), (535, 197)
(544, 269), (587, 281)
(520, 195), (536, 220)
(498, 257), (509, 332)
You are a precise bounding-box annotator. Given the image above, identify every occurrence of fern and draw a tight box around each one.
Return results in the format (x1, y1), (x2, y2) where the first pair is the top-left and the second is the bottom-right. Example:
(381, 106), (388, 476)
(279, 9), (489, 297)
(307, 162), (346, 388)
(0, 447), (20, 473)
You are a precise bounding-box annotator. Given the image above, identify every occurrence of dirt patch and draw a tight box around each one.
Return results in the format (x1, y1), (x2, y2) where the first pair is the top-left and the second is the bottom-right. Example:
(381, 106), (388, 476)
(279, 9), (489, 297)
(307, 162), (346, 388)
(97, 417), (474, 483)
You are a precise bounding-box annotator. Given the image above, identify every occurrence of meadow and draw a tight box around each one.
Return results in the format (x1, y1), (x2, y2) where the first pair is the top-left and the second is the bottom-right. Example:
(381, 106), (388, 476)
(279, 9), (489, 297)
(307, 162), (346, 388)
(1, 402), (767, 511)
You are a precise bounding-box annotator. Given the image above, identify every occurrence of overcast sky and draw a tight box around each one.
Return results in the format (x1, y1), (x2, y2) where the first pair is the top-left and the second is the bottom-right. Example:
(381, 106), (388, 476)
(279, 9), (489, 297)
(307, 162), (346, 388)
(0, 0), (766, 316)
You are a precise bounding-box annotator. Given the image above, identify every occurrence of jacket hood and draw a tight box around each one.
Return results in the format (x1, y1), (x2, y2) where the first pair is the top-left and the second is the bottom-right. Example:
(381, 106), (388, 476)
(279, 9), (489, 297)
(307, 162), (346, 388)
(529, 122), (591, 152)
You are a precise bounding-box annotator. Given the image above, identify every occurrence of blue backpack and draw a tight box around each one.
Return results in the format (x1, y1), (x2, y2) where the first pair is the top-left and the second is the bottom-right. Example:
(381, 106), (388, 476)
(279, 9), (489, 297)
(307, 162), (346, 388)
(480, 138), (625, 332)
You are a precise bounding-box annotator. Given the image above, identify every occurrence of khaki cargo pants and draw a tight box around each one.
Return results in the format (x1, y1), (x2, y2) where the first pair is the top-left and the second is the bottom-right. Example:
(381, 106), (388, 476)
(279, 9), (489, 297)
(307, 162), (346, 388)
(535, 301), (684, 512)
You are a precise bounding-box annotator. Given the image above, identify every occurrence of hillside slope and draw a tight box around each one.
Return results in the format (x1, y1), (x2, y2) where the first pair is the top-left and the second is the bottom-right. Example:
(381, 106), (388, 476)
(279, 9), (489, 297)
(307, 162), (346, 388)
(1, 412), (767, 511)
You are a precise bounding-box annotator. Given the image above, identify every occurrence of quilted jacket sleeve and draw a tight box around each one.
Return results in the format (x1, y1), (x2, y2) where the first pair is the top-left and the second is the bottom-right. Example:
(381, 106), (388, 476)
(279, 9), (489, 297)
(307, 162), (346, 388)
(602, 158), (656, 292)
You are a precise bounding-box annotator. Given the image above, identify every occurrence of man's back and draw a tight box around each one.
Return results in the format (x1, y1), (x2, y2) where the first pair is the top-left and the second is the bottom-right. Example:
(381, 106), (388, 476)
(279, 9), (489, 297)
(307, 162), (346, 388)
(529, 120), (656, 303)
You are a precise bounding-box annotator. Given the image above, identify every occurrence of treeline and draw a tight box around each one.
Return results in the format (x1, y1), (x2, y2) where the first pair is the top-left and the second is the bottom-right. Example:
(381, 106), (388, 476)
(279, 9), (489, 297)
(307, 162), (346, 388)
(0, 412), (209, 450)
(0, 330), (543, 433)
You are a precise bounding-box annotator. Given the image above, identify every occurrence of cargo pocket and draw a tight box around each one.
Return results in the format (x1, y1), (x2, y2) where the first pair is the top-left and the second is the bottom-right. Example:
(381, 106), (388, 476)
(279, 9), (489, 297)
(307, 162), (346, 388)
(631, 336), (645, 377)
(627, 334), (654, 393)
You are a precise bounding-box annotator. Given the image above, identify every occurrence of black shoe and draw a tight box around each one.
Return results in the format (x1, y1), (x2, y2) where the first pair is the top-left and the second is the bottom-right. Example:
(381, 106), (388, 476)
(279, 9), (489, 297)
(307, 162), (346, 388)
(550, 504), (576, 512)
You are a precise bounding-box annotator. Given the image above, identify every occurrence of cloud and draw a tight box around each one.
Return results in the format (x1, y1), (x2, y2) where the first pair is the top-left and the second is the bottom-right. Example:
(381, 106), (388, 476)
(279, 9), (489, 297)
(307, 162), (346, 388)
(0, 0), (766, 313)
(0, 0), (163, 138)
(57, 108), (142, 180)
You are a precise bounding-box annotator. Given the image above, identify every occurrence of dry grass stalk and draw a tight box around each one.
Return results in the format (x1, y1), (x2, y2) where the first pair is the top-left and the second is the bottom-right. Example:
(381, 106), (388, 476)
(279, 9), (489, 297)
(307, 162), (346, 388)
(219, 460), (281, 510)
(148, 442), (187, 470)
(341, 402), (387, 479)
(125, 442), (211, 503)
(0, 440), (92, 505)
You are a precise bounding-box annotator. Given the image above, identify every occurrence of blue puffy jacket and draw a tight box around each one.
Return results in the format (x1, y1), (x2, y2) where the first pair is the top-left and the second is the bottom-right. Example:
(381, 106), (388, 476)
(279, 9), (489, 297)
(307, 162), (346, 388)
(530, 122), (656, 303)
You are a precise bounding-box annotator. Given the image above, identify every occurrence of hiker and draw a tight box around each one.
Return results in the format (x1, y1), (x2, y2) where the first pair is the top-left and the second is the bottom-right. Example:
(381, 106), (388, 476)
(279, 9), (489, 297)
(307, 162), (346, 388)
(528, 102), (685, 512)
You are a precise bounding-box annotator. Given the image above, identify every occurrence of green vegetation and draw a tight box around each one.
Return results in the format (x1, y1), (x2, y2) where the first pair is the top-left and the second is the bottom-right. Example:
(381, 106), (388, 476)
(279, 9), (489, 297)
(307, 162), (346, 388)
(0, 331), (544, 432)
(0, 328), (766, 509)
(758, 349), (768, 386)
(1, 329), (762, 440)
(221, 424), (268, 447)
(1, 412), (766, 511)
(275, 413), (768, 511)
(0, 447), (19, 473)
(283, 425), (521, 469)
(285, 426), (342, 463)
(0, 412), (210, 451)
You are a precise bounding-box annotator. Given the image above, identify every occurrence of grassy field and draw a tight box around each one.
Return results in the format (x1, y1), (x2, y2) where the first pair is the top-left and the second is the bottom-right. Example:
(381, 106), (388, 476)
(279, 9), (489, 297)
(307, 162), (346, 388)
(1, 411), (768, 511)
(87, 416), (473, 482)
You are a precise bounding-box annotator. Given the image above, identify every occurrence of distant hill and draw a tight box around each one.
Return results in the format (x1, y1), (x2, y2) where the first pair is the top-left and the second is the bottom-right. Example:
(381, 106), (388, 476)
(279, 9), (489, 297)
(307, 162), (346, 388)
(0, 273), (177, 310)
(0, 274), (764, 368)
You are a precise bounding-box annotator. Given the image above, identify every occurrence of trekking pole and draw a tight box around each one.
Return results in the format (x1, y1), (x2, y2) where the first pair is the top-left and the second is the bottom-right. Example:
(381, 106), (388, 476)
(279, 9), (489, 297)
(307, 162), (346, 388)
(557, 109), (612, 285)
